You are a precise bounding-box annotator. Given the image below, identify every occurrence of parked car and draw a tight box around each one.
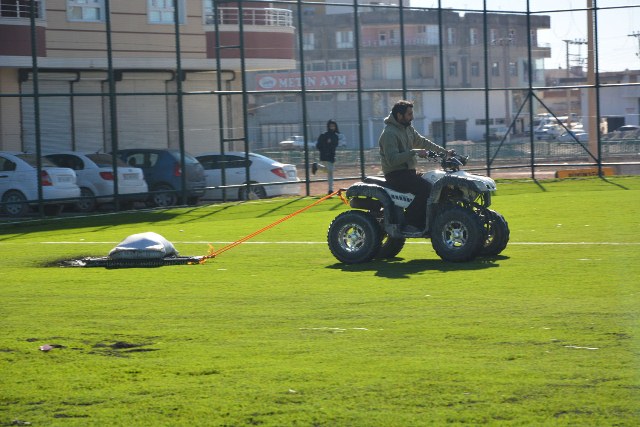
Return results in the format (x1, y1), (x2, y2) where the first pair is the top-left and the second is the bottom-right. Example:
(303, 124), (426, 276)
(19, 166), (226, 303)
(557, 131), (589, 142)
(45, 152), (148, 212)
(484, 127), (509, 140)
(196, 152), (300, 200)
(115, 149), (206, 207)
(614, 125), (640, 133)
(278, 135), (308, 151)
(0, 152), (80, 217)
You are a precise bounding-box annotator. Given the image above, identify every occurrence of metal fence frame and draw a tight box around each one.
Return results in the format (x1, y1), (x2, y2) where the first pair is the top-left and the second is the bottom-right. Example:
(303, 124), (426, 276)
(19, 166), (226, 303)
(2, 0), (640, 218)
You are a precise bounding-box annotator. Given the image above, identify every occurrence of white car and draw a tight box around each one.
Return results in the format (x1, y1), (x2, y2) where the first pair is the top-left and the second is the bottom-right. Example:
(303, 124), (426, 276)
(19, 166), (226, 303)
(45, 152), (148, 212)
(278, 135), (307, 151)
(0, 152), (80, 217)
(196, 152), (300, 200)
(557, 131), (589, 142)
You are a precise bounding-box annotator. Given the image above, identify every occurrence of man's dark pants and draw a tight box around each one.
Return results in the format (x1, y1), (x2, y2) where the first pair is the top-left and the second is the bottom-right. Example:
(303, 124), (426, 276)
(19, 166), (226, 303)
(384, 169), (431, 228)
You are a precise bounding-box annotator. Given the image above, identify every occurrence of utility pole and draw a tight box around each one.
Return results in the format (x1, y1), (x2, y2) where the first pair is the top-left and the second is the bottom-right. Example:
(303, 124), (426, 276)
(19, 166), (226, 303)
(562, 38), (587, 119)
(629, 31), (640, 59)
(563, 38), (587, 76)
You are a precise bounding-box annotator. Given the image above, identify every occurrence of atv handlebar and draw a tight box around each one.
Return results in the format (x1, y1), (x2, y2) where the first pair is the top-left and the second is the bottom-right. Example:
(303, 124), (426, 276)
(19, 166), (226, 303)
(424, 150), (469, 172)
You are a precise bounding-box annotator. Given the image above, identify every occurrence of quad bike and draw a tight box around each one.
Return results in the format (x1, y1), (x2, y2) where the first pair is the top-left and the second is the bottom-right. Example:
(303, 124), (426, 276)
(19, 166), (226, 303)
(327, 151), (509, 264)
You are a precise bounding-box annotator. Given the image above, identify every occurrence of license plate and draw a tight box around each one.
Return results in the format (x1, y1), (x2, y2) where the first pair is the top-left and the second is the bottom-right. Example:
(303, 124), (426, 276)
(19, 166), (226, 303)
(123, 173), (138, 180)
(287, 171), (296, 178)
(57, 176), (73, 183)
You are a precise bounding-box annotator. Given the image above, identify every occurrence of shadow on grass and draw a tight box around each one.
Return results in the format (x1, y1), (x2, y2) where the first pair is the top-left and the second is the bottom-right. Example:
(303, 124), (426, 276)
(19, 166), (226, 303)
(328, 255), (508, 279)
(0, 210), (182, 241)
(601, 176), (629, 190)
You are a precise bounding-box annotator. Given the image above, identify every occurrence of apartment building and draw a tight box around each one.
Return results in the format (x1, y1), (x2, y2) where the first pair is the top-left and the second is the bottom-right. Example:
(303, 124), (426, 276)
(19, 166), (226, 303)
(250, 6), (551, 146)
(0, 0), (295, 154)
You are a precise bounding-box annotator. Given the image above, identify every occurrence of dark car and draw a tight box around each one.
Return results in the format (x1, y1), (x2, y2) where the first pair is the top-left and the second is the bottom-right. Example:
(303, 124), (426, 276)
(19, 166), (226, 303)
(115, 149), (205, 207)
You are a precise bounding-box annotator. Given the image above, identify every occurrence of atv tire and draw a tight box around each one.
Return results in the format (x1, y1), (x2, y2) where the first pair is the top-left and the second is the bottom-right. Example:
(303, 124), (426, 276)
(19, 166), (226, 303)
(377, 235), (406, 259)
(431, 206), (484, 262)
(480, 209), (510, 257)
(328, 210), (381, 264)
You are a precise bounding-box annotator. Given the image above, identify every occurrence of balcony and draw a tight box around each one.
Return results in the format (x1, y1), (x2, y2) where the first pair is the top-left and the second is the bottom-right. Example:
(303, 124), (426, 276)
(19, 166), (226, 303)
(205, 7), (293, 27)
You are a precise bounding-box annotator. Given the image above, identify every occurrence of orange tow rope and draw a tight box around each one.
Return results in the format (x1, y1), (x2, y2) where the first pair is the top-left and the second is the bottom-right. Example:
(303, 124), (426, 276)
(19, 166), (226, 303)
(198, 189), (348, 264)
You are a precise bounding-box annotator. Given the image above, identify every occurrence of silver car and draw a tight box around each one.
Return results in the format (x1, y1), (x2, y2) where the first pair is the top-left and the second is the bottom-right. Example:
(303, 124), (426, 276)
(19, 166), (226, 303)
(45, 152), (148, 212)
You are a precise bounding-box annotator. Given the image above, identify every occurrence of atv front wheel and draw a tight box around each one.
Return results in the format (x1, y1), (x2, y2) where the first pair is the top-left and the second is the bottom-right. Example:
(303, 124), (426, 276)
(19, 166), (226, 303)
(480, 209), (510, 256)
(328, 210), (381, 264)
(431, 206), (484, 262)
(376, 234), (406, 259)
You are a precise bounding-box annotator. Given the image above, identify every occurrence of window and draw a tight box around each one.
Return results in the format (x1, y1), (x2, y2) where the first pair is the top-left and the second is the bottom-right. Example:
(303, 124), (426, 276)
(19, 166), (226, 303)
(378, 31), (387, 46)
(489, 28), (498, 44)
(448, 62), (458, 77)
(68, 0), (103, 22)
(328, 60), (357, 71)
(417, 24), (439, 45)
(469, 28), (479, 46)
(471, 62), (480, 77)
(148, 0), (184, 24)
(529, 29), (537, 46)
(303, 32), (315, 51)
(304, 61), (325, 72)
(509, 62), (518, 77)
(447, 27), (456, 45)
(491, 62), (500, 77)
(203, 0), (213, 24)
(411, 57), (434, 78)
(379, 29), (400, 46)
(372, 59), (383, 80)
(336, 30), (353, 48)
(1, 0), (43, 18)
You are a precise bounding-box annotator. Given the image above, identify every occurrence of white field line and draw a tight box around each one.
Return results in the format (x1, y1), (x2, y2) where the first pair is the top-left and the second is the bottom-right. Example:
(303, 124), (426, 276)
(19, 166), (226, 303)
(30, 241), (640, 245)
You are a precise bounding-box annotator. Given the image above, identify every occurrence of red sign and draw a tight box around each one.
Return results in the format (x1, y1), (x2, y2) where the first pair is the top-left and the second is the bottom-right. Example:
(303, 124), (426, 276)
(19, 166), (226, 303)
(255, 70), (357, 91)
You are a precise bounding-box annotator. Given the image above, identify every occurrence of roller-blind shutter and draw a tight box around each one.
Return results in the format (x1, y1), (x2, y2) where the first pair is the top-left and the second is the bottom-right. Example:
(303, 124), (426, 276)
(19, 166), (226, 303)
(180, 77), (220, 154)
(21, 80), (72, 153)
(73, 80), (106, 153)
(116, 78), (168, 149)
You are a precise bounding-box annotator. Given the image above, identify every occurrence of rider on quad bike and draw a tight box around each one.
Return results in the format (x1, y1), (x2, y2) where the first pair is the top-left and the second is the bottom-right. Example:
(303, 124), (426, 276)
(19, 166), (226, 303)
(326, 101), (509, 264)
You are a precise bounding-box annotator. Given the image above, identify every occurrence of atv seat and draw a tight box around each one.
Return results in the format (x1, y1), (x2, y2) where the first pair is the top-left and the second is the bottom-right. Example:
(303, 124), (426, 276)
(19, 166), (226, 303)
(363, 176), (398, 190)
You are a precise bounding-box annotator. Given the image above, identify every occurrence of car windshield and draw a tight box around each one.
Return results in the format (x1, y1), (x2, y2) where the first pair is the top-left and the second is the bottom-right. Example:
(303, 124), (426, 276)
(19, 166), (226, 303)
(16, 154), (57, 167)
(86, 153), (127, 167)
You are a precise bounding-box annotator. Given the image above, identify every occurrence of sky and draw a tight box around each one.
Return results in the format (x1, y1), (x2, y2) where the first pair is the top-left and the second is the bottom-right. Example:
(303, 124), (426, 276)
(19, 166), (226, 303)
(408, 0), (640, 72)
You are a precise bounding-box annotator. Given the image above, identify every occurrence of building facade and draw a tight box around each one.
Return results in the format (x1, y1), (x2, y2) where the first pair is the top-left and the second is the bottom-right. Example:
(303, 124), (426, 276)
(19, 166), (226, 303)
(248, 5), (551, 148)
(0, 0), (295, 154)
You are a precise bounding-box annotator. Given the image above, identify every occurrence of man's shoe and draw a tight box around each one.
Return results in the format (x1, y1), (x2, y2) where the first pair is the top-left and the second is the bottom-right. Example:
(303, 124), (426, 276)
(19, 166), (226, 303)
(312, 162), (318, 175)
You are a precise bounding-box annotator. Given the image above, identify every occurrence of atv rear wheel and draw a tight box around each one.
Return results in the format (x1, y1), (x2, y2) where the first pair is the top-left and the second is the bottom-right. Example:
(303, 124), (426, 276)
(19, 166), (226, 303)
(431, 206), (484, 262)
(328, 210), (381, 264)
(480, 209), (509, 256)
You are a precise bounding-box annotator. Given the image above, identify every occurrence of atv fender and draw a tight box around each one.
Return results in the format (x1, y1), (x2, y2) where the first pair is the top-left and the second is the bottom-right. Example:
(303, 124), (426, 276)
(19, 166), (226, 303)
(345, 183), (403, 226)
(428, 174), (492, 206)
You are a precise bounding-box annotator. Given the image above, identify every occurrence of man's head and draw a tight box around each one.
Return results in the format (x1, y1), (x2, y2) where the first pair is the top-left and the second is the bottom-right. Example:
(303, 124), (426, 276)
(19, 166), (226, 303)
(391, 100), (414, 127)
(326, 119), (338, 132)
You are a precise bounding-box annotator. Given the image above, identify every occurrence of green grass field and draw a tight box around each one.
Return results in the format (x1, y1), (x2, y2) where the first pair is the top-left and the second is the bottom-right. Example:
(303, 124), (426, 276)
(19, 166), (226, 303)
(1, 177), (639, 426)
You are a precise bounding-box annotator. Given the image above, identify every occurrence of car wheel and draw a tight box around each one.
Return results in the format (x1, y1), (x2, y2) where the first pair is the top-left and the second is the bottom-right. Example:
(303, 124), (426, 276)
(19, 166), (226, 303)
(431, 206), (484, 262)
(76, 187), (97, 213)
(479, 209), (510, 257)
(148, 184), (177, 207)
(327, 210), (381, 264)
(238, 184), (267, 201)
(376, 234), (406, 259)
(1, 190), (28, 217)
